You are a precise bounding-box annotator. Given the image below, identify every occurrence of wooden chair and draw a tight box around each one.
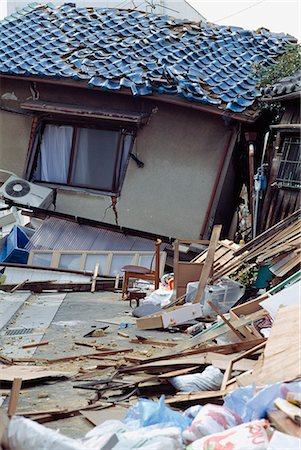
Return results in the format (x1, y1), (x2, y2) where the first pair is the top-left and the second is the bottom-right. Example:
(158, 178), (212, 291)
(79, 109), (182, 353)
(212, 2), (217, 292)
(121, 239), (162, 299)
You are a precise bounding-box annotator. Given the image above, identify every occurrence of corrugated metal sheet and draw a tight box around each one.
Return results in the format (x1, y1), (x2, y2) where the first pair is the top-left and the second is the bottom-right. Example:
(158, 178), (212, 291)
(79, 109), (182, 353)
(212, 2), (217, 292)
(26, 217), (155, 252)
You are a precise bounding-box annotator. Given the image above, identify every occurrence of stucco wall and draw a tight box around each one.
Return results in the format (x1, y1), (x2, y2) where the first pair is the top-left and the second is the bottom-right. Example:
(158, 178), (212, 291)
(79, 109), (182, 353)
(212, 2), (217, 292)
(0, 110), (31, 182)
(0, 77), (235, 238)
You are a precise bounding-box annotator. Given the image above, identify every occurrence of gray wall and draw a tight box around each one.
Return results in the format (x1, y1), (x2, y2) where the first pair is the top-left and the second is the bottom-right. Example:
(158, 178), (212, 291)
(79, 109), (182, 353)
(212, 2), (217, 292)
(0, 77), (235, 238)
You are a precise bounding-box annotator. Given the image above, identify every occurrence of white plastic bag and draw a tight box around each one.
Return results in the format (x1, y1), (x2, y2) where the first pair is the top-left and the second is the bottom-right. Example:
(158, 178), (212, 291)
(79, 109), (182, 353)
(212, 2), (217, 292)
(6, 416), (87, 450)
(186, 419), (270, 450)
(169, 366), (223, 392)
(182, 403), (242, 444)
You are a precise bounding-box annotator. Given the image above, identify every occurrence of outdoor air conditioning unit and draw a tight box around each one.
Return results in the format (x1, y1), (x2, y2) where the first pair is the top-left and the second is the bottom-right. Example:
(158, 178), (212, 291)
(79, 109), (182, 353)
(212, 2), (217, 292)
(0, 176), (54, 209)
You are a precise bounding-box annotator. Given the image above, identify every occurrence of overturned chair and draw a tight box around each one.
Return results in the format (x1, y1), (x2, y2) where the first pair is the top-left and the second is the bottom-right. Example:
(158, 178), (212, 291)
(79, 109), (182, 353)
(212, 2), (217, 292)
(121, 239), (163, 299)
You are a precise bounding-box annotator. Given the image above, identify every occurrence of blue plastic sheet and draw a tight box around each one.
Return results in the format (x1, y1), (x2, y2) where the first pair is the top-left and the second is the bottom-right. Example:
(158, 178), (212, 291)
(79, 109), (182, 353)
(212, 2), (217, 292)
(124, 396), (191, 431)
(224, 381), (301, 422)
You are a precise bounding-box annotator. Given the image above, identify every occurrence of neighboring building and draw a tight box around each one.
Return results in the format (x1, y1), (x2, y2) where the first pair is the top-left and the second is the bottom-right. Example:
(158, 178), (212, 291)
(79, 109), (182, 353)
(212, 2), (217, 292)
(5, 0), (205, 21)
(258, 70), (300, 232)
(0, 4), (296, 238)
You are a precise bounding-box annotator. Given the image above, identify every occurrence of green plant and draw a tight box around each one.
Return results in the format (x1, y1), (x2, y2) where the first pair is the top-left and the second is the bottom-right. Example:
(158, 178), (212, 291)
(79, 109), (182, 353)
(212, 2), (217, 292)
(230, 264), (258, 288)
(254, 43), (301, 88)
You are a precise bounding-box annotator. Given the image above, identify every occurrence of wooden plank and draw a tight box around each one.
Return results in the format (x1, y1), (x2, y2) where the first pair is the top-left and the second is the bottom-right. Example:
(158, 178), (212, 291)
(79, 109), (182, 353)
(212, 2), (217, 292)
(7, 378), (22, 417)
(234, 209), (300, 256)
(254, 304), (301, 385)
(160, 309), (266, 356)
(21, 341), (49, 349)
(10, 279), (29, 293)
(124, 338), (267, 364)
(222, 341), (266, 390)
(136, 303), (203, 330)
(165, 390), (227, 405)
(274, 398), (301, 425)
(119, 352), (256, 374)
(129, 339), (176, 347)
(207, 300), (247, 341)
(91, 263), (99, 293)
(0, 366), (73, 382)
(193, 224), (222, 303)
(268, 410), (301, 438)
(80, 406), (127, 426)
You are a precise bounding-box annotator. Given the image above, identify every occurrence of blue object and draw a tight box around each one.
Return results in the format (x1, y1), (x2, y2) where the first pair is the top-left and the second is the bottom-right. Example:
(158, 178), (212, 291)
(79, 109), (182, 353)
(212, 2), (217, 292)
(124, 396), (191, 431)
(0, 225), (29, 264)
(0, 4), (296, 115)
(255, 263), (273, 288)
(224, 381), (301, 422)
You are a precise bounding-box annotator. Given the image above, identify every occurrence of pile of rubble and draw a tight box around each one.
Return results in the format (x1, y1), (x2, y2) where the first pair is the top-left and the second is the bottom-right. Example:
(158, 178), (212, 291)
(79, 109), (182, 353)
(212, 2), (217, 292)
(0, 205), (300, 449)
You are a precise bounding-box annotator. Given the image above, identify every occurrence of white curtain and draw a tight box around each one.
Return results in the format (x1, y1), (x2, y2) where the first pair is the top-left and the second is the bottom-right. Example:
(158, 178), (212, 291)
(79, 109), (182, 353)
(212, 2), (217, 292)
(114, 133), (133, 192)
(39, 125), (73, 183)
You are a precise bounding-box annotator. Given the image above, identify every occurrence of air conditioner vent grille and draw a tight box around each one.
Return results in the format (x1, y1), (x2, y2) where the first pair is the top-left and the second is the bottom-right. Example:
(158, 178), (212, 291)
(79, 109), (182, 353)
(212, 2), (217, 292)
(5, 180), (31, 198)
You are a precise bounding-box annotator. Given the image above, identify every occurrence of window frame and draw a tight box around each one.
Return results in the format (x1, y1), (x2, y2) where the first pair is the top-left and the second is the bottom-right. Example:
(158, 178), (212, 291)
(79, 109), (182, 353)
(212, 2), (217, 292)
(25, 117), (136, 196)
(275, 133), (300, 189)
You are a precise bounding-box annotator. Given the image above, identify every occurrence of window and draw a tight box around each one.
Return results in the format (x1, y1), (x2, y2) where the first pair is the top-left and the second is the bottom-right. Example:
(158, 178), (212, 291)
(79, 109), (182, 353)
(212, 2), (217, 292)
(276, 136), (301, 188)
(30, 123), (135, 195)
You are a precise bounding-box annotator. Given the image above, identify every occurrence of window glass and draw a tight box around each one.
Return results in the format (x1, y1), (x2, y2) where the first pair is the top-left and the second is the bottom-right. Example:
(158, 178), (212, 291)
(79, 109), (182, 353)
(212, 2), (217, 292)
(85, 254), (108, 275)
(58, 254), (81, 270)
(32, 124), (134, 194)
(110, 254), (135, 276)
(71, 128), (119, 191)
(31, 253), (52, 267)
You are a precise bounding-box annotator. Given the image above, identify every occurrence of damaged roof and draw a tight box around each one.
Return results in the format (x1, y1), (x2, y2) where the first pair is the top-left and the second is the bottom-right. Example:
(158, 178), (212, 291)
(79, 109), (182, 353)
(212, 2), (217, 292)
(0, 3), (296, 115)
(261, 69), (301, 100)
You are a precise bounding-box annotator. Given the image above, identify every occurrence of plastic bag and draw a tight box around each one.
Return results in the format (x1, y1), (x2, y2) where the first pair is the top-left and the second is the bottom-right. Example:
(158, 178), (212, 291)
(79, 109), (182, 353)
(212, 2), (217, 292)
(182, 404), (242, 444)
(124, 396), (191, 431)
(114, 425), (183, 449)
(267, 430), (301, 449)
(6, 416), (87, 450)
(224, 381), (301, 422)
(142, 288), (174, 308)
(169, 366), (223, 392)
(186, 419), (271, 450)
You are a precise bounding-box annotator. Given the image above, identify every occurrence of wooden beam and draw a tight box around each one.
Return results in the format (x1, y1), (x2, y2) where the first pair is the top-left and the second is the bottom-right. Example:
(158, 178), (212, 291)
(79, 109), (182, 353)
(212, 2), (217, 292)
(21, 341), (49, 349)
(8, 378), (22, 417)
(91, 263), (99, 293)
(193, 224), (222, 303)
(207, 300), (247, 341)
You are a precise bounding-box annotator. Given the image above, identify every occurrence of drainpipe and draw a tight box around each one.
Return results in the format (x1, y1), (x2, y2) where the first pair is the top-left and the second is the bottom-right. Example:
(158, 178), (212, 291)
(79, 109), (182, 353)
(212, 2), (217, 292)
(245, 132), (257, 239)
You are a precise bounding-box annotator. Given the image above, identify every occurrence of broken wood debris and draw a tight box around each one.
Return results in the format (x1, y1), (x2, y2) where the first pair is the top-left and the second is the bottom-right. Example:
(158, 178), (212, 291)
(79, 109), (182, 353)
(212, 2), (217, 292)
(0, 209), (300, 446)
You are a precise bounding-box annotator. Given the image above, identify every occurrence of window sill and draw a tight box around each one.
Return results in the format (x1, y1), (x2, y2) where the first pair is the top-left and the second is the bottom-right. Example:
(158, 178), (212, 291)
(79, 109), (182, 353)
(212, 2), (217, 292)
(33, 181), (120, 198)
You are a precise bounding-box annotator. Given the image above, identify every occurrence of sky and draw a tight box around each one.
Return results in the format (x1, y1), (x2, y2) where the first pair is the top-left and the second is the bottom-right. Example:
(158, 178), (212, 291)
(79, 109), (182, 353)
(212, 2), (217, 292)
(188, 0), (300, 40)
(0, 0), (300, 40)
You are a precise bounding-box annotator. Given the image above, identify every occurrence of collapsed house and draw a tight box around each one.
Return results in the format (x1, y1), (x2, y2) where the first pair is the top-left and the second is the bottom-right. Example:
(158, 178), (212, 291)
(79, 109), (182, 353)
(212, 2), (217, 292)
(0, 3), (301, 450)
(0, 3), (297, 238)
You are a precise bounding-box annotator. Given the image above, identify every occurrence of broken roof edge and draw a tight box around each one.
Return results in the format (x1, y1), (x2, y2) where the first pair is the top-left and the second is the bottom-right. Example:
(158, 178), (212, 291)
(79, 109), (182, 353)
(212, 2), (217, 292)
(0, 74), (259, 124)
(11, 202), (175, 244)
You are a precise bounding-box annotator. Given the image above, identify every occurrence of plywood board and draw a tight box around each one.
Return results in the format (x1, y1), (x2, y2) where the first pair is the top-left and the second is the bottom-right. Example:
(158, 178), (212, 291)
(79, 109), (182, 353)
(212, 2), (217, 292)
(255, 304), (301, 384)
(136, 303), (203, 330)
(0, 365), (73, 382)
(268, 410), (301, 438)
(80, 406), (127, 425)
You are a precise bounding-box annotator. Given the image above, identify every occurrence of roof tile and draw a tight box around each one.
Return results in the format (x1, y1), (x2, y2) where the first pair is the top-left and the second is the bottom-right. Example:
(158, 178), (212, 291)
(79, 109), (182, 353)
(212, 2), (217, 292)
(0, 4), (296, 115)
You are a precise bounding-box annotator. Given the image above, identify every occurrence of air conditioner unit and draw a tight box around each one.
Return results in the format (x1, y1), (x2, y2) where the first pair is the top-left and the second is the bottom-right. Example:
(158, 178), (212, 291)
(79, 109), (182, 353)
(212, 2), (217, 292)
(0, 176), (54, 209)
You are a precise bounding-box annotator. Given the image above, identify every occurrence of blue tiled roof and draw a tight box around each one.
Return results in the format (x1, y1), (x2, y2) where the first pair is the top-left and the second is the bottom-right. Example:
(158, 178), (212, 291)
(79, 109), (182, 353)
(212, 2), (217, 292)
(0, 3), (296, 115)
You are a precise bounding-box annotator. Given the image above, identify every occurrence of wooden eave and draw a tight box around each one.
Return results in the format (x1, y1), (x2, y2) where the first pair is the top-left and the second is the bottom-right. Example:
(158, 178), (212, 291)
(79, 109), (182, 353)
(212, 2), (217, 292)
(0, 73), (259, 124)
